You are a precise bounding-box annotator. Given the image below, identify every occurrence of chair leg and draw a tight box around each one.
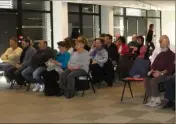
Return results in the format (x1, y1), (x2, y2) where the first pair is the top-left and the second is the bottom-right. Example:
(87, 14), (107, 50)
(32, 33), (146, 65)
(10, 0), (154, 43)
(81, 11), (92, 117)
(10, 80), (15, 89)
(82, 90), (84, 97)
(143, 92), (148, 104)
(127, 81), (133, 98)
(26, 83), (31, 91)
(90, 79), (96, 93)
(121, 81), (127, 102)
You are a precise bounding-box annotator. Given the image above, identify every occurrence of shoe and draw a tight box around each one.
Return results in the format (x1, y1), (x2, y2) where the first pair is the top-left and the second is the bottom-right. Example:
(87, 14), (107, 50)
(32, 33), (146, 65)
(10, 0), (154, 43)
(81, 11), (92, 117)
(65, 90), (74, 99)
(150, 100), (161, 107)
(32, 84), (40, 92)
(162, 101), (174, 109)
(145, 97), (153, 106)
(39, 84), (45, 92)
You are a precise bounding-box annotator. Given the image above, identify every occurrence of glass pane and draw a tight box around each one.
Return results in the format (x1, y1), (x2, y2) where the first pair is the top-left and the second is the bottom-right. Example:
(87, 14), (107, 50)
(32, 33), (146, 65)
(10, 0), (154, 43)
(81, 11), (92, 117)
(138, 18), (147, 36)
(113, 16), (124, 36)
(22, 12), (51, 46)
(82, 4), (99, 13)
(126, 8), (146, 16)
(93, 16), (100, 38)
(22, 0), (50, 11)
(68, 14), (80, 38)
(82, 15), (93, 38)
(0, 0), (17, 9)
(68, 3), (79, 12)
(148, 10), (160, 17)
(0, 12), (17, 54)
(127, 17), (137, 36)
(148, 18), (161, 46)
(113, 7), (123, 15)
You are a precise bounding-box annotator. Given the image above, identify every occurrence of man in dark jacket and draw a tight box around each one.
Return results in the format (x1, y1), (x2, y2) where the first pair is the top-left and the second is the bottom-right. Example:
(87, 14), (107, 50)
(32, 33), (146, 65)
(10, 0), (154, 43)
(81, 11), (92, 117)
(104, 34), (119, 86)
(21, 40), (55, 91)
(4, 38), (36, 86)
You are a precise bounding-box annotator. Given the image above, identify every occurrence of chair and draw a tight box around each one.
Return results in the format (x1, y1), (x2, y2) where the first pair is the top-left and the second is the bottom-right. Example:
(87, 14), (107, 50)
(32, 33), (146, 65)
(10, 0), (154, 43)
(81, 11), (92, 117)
(75, 72), (96, 97)
(121, 77), (144, 102)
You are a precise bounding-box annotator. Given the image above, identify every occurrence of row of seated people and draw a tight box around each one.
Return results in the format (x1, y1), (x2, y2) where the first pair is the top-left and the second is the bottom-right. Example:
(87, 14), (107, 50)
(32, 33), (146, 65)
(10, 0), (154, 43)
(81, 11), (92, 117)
(0, 34), (118, 99)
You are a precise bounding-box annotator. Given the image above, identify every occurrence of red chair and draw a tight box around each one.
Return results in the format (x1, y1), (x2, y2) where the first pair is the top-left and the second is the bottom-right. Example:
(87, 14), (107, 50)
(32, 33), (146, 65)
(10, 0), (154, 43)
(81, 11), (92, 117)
(121, 77), (144, 102)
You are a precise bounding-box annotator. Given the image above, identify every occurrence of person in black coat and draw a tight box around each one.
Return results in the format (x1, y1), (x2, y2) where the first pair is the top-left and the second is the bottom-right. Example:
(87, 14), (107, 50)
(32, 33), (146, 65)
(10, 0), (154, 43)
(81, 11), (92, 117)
(145, 24), (155, 59)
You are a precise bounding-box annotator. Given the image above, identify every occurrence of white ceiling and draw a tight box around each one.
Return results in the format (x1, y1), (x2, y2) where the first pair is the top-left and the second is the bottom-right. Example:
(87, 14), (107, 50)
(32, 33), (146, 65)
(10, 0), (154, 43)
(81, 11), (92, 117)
(64, 0), (175, 11)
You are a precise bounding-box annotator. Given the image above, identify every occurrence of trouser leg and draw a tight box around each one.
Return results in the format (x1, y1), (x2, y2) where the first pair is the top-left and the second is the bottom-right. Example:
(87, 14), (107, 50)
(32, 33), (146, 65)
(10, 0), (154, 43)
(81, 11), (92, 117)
(59, 69), (71, 90)
(33, 67), (46, 84)
(21, 67), (35, 82)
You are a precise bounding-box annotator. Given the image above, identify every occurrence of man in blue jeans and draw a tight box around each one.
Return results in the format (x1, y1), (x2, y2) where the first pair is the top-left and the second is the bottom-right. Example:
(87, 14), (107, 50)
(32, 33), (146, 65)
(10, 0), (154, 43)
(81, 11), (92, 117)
(22, 40), (55, 92)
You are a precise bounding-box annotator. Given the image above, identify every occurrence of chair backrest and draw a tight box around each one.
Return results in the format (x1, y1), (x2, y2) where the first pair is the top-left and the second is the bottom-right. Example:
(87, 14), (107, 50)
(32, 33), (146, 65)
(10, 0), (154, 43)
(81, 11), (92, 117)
(116, 55), (134, 79)
(129, 58), (150, 77)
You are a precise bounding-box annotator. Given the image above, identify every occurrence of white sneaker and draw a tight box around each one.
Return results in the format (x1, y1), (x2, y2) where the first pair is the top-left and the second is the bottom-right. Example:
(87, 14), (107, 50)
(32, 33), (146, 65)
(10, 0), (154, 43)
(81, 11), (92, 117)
(150, 101), (161, 107)
(145, 97), (153, 106)
(39, 84), (45, 92)
(150, 97), (161, 107)
(32, 84), (40, 92)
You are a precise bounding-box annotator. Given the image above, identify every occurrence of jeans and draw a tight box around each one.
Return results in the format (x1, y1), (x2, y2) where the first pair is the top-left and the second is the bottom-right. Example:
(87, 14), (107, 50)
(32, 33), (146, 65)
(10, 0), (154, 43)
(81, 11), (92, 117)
(0, 62), (12, 71)
(4, 65), (17, 83)
(33, 67), (46, 84)
(164, 75), (175, 101)
(22, 67), (35, 83)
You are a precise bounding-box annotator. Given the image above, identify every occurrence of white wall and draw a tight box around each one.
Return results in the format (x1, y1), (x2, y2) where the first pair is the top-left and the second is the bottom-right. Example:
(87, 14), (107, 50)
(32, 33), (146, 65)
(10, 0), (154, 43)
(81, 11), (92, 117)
(162, 10), (175, 46)
(101, 6), (113, 35)
(53, 1), (68, 49)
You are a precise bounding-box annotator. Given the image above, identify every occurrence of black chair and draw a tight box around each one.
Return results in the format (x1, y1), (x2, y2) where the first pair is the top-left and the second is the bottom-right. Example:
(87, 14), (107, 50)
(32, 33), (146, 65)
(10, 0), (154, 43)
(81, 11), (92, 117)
(75, 72), (96, 97)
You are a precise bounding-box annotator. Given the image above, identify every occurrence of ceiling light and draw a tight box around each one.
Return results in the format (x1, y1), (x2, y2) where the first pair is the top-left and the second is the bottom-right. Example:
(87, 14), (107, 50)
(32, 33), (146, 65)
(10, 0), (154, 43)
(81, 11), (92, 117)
(119, 2), (122, 5)
(25, 3), (31, 5)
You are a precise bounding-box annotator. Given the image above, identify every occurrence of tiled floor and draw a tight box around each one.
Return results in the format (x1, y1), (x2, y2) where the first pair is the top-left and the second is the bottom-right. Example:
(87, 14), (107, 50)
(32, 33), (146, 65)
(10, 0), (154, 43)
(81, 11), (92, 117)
(0, 77), (175, 123)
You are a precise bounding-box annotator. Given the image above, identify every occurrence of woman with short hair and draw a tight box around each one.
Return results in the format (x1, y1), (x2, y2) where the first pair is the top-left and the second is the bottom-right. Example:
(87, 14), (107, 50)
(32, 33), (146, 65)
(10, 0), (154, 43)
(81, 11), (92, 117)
(59, 38), (90, 99)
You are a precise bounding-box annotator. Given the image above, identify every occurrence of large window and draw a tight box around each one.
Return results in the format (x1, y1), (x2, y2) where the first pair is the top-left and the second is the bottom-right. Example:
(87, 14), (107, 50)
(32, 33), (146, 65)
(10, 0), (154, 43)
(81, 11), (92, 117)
(113, 7), (161, 43)
(21, 0), (52, 47)
(68, 3), (101, 40)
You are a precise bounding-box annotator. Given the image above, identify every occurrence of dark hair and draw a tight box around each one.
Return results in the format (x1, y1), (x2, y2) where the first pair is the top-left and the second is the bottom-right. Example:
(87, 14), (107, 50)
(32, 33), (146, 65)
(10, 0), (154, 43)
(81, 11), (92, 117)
(95, 38), (104, 45)
(105, 34), (113, 40)
(64, 37), (73, 49)
(57, 41), (67, 47)
(44, 41), (48, 45)
(99, 33), (106, 38)
(10, 37), (18, 43)
(149, 24), (154, 30)
(24, 38), (30, 44)
(118, 36), (126, 44)
(137, 36), (144, 45)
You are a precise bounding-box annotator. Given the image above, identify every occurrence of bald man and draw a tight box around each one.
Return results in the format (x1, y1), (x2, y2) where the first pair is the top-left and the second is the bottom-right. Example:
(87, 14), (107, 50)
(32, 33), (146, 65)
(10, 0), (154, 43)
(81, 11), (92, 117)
(144, 35), (175, 107)
(150, 35), (175, 64)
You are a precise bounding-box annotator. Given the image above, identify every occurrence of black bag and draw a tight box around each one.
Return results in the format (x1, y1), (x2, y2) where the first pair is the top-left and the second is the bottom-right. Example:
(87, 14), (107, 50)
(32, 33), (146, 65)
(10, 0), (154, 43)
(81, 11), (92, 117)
(44, 83), (60, 96)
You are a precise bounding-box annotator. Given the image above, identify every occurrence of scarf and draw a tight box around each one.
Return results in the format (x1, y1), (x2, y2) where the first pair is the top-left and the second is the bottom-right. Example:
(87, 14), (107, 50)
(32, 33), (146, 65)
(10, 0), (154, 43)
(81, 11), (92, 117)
(90, 48), (103, 58)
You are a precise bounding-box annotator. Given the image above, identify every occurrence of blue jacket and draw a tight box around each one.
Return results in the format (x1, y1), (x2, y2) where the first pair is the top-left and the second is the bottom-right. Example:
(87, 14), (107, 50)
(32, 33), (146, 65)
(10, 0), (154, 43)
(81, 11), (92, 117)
(56, 52), (70, 69)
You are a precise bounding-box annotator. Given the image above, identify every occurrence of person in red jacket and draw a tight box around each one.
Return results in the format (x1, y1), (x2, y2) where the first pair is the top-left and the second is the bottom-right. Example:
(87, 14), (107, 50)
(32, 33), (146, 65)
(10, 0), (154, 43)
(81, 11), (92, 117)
(117, 36), (129, 56)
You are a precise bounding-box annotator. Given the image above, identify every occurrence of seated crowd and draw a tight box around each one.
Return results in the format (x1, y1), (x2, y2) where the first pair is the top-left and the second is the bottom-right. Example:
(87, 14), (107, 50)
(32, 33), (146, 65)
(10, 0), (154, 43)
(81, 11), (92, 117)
(0, 34), (175, 110)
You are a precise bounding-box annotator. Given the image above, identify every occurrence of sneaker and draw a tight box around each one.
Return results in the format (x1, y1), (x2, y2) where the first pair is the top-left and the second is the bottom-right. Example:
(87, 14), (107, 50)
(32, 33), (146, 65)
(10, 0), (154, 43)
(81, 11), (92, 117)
(145, 100), (153, 106)
(39, 84), (45, 92)
(32, 84), (40, 92)
(150, 101), (161, 107)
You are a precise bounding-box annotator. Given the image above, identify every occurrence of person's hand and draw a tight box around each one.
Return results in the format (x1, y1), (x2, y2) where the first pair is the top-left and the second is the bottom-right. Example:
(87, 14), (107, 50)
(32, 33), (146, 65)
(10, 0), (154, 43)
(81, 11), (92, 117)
(16, 64), (21, 69)
(92, 60), (97, 64)
(152, 70), (161, 77)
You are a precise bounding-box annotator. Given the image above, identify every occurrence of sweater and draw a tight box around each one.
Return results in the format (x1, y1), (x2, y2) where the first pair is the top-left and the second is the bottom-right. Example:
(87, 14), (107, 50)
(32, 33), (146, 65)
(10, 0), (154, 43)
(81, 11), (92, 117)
(1, 47), (23, 66)
(56, 52), (70, 69)
(68, 50), (90, 72)
(90, 48), (108, 67)
(151, 49), (175, 75)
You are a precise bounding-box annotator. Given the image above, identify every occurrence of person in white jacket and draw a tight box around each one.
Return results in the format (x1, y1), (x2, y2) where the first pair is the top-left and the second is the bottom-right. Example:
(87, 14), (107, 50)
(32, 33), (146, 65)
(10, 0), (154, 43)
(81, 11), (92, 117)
(0, 37), (22, 71)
